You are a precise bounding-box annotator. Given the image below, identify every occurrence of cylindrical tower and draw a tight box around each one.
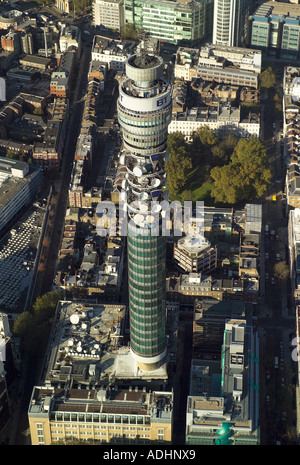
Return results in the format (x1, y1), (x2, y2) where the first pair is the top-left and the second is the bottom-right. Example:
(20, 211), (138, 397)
(117, 53), (172, 371)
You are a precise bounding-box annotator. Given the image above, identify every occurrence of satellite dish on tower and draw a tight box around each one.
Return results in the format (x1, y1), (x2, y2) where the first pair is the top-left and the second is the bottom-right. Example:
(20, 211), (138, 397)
(151, 178), (161, 187)
(152, 203), (162, 213)
(133, 166), (144, 177)
(134, 213), (145, 224)
(70, 314), (79, 325)
(139, 192), (149, 201)
(140, 203), (148, 213)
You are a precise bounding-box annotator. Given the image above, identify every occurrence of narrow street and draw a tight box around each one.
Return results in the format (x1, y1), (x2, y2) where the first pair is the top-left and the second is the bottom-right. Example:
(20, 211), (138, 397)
(258, 85), (297, 444)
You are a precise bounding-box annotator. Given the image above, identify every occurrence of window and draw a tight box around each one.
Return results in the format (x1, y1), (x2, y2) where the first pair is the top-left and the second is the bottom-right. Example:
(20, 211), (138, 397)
(158, 428), (164, 441)
(36, 423), (44, 445)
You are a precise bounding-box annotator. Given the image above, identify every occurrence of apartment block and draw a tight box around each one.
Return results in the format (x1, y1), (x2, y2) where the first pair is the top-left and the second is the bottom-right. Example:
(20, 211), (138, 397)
(33, 120), (64, 169)
(288, 208), (300, 303)
(166, 273), (259, 304)
(169, 104), (260, 142)
(283, 67), (300, 209)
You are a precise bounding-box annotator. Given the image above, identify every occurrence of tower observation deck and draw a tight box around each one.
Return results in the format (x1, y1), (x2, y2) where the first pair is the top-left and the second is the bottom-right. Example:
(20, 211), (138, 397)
(117, 53), (172, 371)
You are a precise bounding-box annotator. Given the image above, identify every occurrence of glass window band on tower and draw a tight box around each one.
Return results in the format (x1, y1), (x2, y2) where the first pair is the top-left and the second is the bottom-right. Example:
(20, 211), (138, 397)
(128, 226), (166, 357)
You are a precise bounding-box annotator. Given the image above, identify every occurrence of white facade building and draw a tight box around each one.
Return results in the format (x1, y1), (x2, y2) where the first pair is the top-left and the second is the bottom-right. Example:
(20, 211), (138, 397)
(169, 106), (260, 142)
(212, 0), (250, 47)
(93, 0), (124, 31)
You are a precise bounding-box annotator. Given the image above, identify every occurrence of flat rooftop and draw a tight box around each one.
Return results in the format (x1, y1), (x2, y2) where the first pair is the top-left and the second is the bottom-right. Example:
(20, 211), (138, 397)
(43, 301), (169, 387)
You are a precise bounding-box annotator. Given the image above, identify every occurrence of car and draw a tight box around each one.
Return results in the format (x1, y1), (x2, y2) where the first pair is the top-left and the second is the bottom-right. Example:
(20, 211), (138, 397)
(266, 369), (271, 380)
(265, 252), (269, 259)
(271, 277), (275, 284)
(281, 378), (285, 387)
(265, 273), (269, 280)
(276, 253), (280, 261)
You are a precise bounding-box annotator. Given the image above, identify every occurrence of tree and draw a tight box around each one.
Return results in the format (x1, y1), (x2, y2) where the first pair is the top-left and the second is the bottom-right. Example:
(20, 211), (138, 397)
(32, 290), (63, 324)
(274, 261), (290, 281)
(193, 126), (218, 147)
(165, 145), (192, 196)
(166, 132), (193, 197)
(259, 66), (276, 89)
(211, 137), (272, 205)
(120, 24), (139, 39)
(12, 312), (34, 339)
(210, 164), (242, 204)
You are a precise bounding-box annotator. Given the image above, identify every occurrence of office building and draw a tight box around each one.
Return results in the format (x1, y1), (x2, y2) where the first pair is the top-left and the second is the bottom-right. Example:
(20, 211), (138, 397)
(117, 53), (172, 371)
(174, 235), (218, 273)
(212, 0), (251, 47)
(250, 1), (300, 60)
(124, 0), (214, 45)
(185, 319), (260, 444)
(0, 157), (42, 235)
(28, 385), (173, 445)
(93, 0), (124, 31)
(174, 44), (261, 88)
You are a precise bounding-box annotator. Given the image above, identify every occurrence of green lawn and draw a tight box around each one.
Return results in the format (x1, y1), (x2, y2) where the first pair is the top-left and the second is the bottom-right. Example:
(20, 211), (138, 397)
(192, 182), (214, 204)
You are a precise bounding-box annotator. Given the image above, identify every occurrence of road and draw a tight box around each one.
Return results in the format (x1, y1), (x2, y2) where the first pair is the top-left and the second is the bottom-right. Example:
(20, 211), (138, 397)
(258, 85), (297, 445)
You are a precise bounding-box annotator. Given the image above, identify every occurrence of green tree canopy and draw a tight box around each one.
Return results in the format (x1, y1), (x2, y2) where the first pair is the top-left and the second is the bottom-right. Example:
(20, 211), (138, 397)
(259, 66), (276, 89)
(166, 132), (193, 196)
(274, 261), (290, 280)
(12, 311), (34, 339)
(32, 290), (63, 324)
(12, 290), (63, 354)
(211, 137), (271, 204)
(120, 24), (139, 39)
(193, 125), (218, 147)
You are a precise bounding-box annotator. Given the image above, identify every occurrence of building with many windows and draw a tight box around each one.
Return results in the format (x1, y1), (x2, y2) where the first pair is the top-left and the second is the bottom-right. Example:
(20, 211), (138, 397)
(124, 0), (214, 45)
(212, 0), (251, 47)
(185, 319), (260, 444)
(250, 1), (300, 60)
(174, 44), (261, 88)
(28, 385), (173, 445)
(93, 0), (124, 31)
